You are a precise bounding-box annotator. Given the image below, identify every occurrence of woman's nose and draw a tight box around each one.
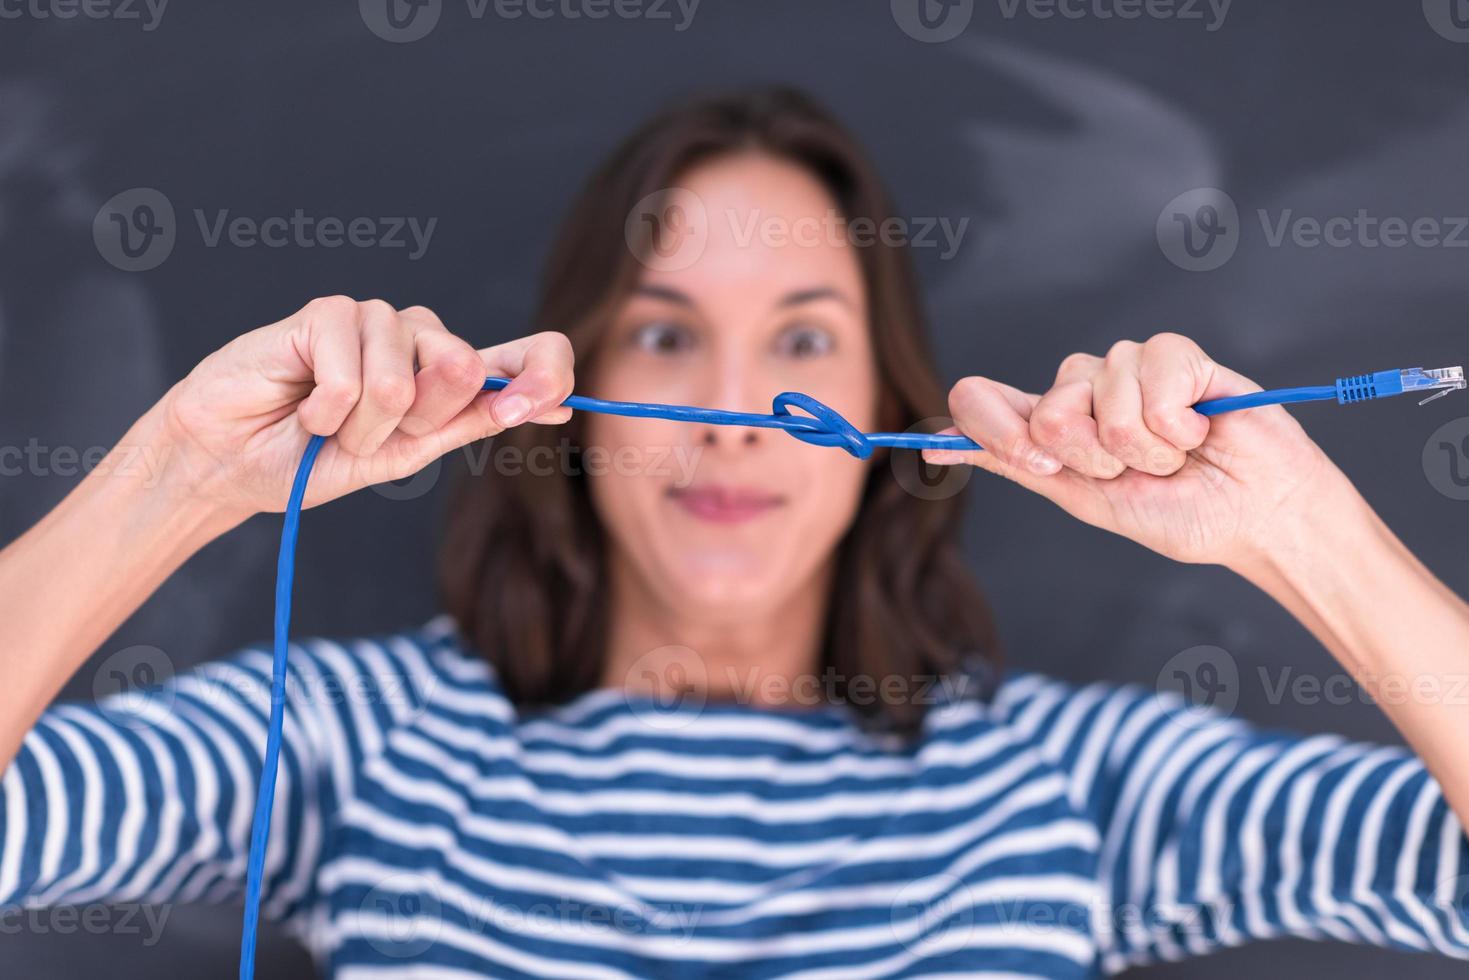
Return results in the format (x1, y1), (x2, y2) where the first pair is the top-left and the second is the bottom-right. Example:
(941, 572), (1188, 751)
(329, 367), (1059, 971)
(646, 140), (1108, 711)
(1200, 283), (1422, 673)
(700, 425), (761, 449)
(696, 362), (767, 450)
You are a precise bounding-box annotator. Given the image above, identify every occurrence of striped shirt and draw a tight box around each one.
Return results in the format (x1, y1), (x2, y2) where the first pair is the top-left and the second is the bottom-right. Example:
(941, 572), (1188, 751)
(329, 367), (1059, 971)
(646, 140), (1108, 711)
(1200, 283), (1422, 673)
(3, 616), (1468, 978)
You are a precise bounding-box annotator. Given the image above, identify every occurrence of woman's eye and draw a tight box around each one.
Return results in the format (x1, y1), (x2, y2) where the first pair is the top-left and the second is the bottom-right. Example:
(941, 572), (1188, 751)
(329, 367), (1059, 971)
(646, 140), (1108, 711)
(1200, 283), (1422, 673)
(628, 321), (696, 355)
(774, 323), (835, 360)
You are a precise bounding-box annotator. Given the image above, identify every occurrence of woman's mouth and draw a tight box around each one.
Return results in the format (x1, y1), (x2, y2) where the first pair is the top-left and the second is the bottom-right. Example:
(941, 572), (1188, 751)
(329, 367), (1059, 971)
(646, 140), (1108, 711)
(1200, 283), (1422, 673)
(666, 483), (786, 524)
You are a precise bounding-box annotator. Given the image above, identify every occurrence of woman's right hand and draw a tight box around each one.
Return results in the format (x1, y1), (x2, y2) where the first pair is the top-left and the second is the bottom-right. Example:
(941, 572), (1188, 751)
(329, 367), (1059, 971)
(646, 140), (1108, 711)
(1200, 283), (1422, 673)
(156, 296), (575, 520)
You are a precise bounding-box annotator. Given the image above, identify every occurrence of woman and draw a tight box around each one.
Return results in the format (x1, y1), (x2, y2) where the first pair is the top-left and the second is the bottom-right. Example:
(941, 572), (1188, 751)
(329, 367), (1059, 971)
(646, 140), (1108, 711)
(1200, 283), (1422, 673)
(2, 88), (1467, 978)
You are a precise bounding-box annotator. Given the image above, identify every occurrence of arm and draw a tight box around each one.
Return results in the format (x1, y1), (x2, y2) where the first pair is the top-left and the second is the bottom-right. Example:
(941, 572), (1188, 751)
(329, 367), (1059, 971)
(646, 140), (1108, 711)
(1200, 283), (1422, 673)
(997, 673), (1469, 973)
(932, 333), (1469, 827)
(936, 335), (1469, 967)
(1, 628), (444, 925)
(0, 296), (574, 773)
(0, 404), (238, 768)
(1235, 474), (1469, 822)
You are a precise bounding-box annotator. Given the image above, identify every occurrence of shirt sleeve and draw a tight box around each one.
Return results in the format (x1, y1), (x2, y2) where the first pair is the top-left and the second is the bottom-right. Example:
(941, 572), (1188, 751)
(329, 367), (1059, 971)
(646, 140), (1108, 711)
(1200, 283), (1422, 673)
(0, 628), (440, 931)
(992, 672), (1469, 974)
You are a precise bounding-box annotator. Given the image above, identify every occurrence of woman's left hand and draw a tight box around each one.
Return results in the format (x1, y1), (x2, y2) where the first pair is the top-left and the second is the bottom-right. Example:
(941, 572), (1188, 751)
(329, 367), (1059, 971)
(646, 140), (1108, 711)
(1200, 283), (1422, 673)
(925, 333), (1354, 570)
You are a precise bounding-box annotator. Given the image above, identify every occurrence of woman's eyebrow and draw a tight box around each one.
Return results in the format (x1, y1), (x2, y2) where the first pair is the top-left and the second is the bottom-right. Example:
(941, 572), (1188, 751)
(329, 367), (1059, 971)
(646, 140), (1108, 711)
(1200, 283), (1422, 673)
(633, 284), (695, 307)
(777, 287), (854, 311)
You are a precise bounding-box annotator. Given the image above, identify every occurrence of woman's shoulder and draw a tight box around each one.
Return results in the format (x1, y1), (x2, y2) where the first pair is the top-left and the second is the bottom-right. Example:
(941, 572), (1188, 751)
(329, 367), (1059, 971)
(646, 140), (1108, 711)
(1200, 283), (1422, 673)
(224, 614), (506, 720)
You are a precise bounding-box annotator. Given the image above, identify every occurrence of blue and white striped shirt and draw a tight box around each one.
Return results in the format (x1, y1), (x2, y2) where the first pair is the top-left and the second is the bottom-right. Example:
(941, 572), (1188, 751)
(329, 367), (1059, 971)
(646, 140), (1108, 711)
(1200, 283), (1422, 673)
(3, 616), (1468, 978)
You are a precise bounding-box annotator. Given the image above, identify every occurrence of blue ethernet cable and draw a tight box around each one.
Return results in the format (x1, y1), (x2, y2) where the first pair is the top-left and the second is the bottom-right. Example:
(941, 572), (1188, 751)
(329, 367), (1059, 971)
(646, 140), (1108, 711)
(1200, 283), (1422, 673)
(237, 363), (1463, 979)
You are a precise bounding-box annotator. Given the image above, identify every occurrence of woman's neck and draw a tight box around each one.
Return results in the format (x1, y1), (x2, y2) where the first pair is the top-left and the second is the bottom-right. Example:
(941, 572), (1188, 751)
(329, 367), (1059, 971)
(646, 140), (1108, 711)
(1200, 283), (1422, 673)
(600, 553), (833, 708)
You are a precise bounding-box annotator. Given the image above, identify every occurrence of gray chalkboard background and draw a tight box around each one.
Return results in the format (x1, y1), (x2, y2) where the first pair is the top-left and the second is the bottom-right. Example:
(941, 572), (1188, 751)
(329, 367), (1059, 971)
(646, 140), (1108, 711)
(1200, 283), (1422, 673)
(4, 1), (1469, 976)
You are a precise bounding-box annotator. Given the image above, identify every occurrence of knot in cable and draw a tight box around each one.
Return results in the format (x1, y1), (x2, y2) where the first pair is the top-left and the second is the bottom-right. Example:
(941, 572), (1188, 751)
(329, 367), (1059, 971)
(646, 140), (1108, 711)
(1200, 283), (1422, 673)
(771, 392), (873, 459)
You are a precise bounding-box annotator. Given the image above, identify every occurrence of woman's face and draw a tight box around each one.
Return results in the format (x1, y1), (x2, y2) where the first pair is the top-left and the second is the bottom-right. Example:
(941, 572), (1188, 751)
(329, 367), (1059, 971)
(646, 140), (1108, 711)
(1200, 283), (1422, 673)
(585, 152), (879, 623)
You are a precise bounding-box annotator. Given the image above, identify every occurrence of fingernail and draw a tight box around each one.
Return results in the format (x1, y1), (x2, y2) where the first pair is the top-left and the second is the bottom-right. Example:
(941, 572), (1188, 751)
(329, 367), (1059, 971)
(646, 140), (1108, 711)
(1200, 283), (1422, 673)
(1028, 449), (1062, 475)
(496, 393), (531, 427)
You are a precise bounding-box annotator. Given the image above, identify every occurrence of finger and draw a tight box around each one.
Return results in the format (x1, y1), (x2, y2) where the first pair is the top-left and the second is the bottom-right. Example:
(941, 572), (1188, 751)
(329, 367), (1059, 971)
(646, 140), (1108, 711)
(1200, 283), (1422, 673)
(399, 308), (486, 430)
(528, 405), (574, 425)
(294, 296), (364, 437)
(1137, 333), (1214, 451)
(380, 389), (501, 477)
(480, 331), (575, 428)
(1093, 341), (1187, 476)
(1028, 380), (1126, 479)
(1054, 351), (1103, 387)
(943, 376), (1060, 477)
(337, 299), (417, 456)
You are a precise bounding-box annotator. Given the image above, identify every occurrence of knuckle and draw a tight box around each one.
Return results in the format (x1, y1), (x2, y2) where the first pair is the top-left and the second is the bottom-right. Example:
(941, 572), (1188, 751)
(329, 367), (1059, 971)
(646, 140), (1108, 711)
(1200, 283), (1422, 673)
(1057, 351), (1096, 378)
(307, 294), (358, 323)
(367, 371), (416, 414)
(1142, 404), (1175, 434)
(401, 305), (444, 329)
(1097, 419), (1135, 454)
(950, 376), (989, 411)
(320, 379), (361, 411)
(359, 297), (397, 322)
(442, 349), (485, 391)
(1146, 330), (1190, 349)
(1105, 339), (1138, 363)
(534, 329), (574, 354)
(1031, 403), (1073, 444)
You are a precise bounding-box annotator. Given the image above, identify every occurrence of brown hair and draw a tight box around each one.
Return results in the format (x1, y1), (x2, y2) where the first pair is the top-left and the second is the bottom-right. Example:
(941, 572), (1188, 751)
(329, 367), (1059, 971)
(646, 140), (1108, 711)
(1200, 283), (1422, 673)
(439, 87), (998, 733)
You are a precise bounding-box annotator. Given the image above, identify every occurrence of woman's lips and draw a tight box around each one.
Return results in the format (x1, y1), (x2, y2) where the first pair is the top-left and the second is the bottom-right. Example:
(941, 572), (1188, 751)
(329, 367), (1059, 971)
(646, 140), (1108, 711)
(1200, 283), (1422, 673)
(667, 483), (786, 524)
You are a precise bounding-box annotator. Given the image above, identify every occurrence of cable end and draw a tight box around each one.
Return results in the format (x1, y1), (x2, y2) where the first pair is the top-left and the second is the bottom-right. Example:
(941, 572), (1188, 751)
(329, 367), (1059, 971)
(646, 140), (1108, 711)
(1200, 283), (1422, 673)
(1401, 366), (1465, 406)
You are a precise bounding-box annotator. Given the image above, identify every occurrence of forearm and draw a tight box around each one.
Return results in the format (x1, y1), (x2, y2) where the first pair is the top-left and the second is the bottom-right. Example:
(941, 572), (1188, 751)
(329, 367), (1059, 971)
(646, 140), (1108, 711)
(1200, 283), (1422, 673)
(0, 401), (240, 767)
(1235, 473), (1469, 823)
